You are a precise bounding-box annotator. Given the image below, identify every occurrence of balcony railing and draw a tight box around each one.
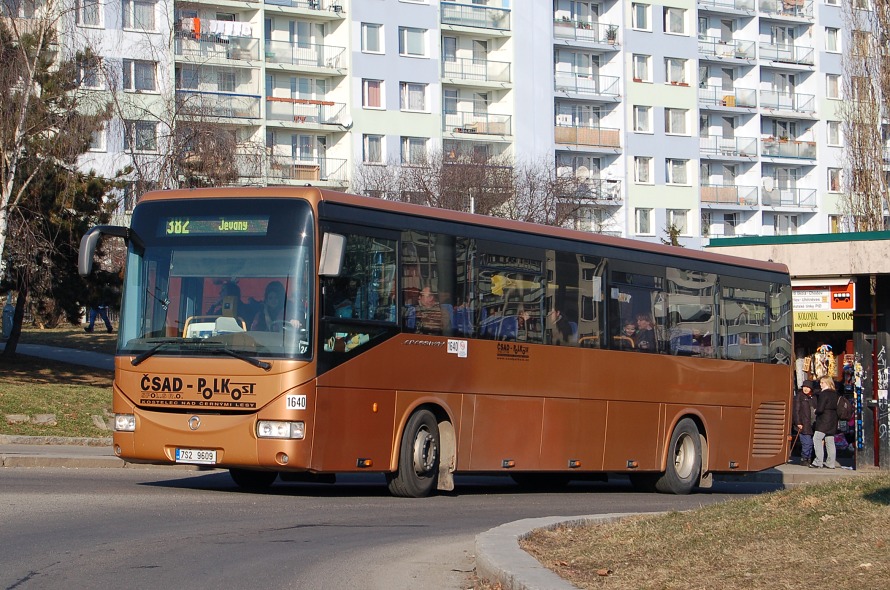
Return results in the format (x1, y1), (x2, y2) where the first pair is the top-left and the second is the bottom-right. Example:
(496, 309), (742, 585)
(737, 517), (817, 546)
(442, 57), (511, 83)
(268, 155), (347, 183)
(698, 36), (756, 60)
(760, 90), (815, 112)
(759, 43), (814, 65)
(444, 111), (513, 136)
(264, 39), (345, 69)
(759, 0), (813, 19)
(701, 184), (758, 205)
(174, 33), (261, 61)
(553, 20), (619, 46)
(699, 85), (757, 108)
(700, 135), (758, 157)
(761, 187), (817, 207)
(578, 179), (622, 202)
(176, 90), (261, 119)
(266, 97), (346, 125)
(554, 73), (620, 97)
(697, 0), (755, 10)
(264, 0), (344, 11)
(554, 125), (621, 148)
(441, 1), (511, 31)
(761, 138), (817, 159)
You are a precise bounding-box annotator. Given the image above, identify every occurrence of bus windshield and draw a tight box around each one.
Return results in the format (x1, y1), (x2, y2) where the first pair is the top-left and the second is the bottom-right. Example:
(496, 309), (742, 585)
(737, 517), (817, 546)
(118, 198), (314, 360)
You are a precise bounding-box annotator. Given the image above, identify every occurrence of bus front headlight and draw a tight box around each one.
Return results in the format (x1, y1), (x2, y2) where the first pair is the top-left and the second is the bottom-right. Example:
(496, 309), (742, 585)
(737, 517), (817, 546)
(114, 414), (136, 432)
(257, 421), (305, 439)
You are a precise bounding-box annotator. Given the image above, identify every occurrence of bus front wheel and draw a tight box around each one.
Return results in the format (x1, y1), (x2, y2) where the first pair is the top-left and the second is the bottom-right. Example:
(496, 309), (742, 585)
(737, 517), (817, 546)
(654, 418), (702, 495)
(387, 409), (440, 498)
(230, 468), (278, 490)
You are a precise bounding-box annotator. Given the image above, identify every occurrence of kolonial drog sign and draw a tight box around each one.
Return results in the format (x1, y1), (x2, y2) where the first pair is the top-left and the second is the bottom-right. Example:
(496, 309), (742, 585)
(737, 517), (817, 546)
(792, 283), (855, 331)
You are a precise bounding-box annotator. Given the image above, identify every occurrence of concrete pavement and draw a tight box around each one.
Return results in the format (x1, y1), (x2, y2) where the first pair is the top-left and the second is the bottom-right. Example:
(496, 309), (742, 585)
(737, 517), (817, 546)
(2, 342), (883, 590)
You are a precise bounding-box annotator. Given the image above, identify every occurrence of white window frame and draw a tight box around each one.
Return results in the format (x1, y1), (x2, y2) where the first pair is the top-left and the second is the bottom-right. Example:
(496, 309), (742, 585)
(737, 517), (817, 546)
(824, 0), (839, 5)
(400, 136), (427, 165)
(77, 0), (102, 27)
(399, 82), (427, 112)
(361, 23), (383, 53)
(362, 79), (383, 109)
(825, 27), (839, 52)
(666, 158), (689, 184)
(634, 156), (653, 184)
(665, 57), (687, 85)
(664, 7), (686, 35)
(667, 209), (689, 235)
(827, 120), (841, 146)
(88, 127), (106, 152)
(631, 3), (650, 31)
(124, 120), (158, 153)
(775, 214), (798, 236)
(78, 57), (104, 89)
(632, 54), (650, 82)
(122, 59), (157, 92)
(398, 26), (426, 58)
(363, 134), (384, 164)
(664, 108), (688, 135)
(826, 73), (840, 99)
(122, 0), (156, 32)
(633, 105), (651, 133)
(828, 167), (842, 192)
(635, 208), (653, 235)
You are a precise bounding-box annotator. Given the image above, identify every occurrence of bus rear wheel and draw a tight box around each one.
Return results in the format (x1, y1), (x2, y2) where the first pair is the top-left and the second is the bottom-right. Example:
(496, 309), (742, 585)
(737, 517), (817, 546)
(387, 409), (440, 498)
(229, 468), (278, 490)
(654, 418), (702, 495)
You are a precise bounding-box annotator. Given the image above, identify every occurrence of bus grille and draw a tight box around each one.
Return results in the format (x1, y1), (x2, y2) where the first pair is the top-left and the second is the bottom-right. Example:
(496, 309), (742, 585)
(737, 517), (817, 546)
(752, 401), (787, 457)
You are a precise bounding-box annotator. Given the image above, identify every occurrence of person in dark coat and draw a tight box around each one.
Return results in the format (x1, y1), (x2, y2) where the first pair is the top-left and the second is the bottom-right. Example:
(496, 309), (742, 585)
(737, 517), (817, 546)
(793, 380), (817, 465)
(811, 376), (839, 469)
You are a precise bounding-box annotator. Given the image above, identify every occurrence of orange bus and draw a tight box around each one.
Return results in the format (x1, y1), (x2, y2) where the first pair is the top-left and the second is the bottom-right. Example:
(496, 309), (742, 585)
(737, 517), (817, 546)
(79, 187), (793, 496)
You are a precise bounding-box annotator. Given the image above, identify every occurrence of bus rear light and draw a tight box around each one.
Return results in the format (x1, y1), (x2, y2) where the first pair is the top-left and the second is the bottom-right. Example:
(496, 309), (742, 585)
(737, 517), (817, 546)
(114, 414), (136, 432)
(257, 420), (305, 439)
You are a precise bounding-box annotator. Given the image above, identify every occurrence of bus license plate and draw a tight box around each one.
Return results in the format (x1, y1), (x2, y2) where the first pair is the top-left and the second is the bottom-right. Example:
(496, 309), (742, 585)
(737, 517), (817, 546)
(175, 448), (217, 465)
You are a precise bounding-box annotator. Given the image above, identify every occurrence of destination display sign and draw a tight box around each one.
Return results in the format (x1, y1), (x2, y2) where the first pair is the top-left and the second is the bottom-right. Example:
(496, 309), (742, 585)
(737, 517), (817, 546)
(160, 216), (269, 237)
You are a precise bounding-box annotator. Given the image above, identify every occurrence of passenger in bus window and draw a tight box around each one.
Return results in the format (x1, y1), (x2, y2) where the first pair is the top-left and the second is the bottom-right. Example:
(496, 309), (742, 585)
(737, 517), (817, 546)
(415, 286), (451, 335)
(634, 313), (657, 352)
(547, 308), (575, 346)
(614, 320), (637, 350)
(252, 281), (301, 331)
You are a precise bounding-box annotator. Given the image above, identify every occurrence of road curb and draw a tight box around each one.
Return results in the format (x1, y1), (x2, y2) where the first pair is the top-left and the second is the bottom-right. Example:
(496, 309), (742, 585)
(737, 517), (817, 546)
(0, 435), (111, 446)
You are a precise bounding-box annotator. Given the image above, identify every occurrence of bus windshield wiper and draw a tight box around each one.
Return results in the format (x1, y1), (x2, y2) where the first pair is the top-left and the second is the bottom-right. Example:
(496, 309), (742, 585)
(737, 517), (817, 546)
(216, 347), (271, 371)
(131, 338), (271, 370)
(131, 340), (178, 366)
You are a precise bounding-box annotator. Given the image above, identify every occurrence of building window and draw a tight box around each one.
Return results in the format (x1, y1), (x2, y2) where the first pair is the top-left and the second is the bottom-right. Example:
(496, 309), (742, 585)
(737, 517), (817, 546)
(77, 56), (103, 89)
(632, 54), (650, 81)
(664, 108), (688, 135)
(398, 27), (426, 57)
(828, 167), (842, 192)
(829, 215), (842, 233)
(88, 127), (106, 152)
(665, 57), (687, 84)
(400, 136), (427, 165)
(635, 208), (653, 235)
(399, 82), (427, 111)
(827, 120), (841, 146)
(443, 88), (458, 115)
(123, 59), (156, 92)
(124, 120), (158, 153)
(363, 134), (383, 164)
(631, 3), (650, 31)
(634, 156), (652, 183)
(667, 209), (688, 235)
(633, 105), (651, 132)
(776, 214), (798, 236)
(666, 158), (688, 184)
(77, 0), (101, 27)
(825, 0), (839, 5)
(664, 7), (686, 35)
(122, 0), (156, 32)
(361, 23), (383, 53)
(826, 74), (840, 99)
(362, 79), (382, 108)
(825, 27), (839, 52)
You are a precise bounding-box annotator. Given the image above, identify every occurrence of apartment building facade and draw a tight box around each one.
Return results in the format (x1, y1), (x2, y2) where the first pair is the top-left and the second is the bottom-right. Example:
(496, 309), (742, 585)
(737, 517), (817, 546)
(62, 0), (860, 246)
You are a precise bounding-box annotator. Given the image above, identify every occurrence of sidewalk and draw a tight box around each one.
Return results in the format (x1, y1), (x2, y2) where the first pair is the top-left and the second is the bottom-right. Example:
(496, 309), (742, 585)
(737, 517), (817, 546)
(0, 342), (113, 371)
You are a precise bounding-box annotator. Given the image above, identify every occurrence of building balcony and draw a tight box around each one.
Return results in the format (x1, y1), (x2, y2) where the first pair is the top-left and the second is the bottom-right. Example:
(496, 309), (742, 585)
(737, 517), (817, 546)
(701, 184), (758, 206)
(761, 137), (816, 159)
(700, 135), (758, 158)
(441, 1), (511, 32)
(759, 43), (814, 66)
(442, 57), (511, 84)
(554, 73), (620, 99)
(268, 154), (347, 185)
(761, 187), (816, 207)
(554, 125), (621, 149)
(573, 179), (623, 204)
(444, 111), (512, 136)
(263, 0), (346, 19)
(266, 97), (347, 127)
(699, 85), (757, 108)
(176, 90), (261, 120)
(697, 0), (755, 12)
(759, 0), (813, 19)
(760, 90), (815, 113)
(174, 33), (261, 63)
(552, 20), (619, 47)
(698, 36), (756, 60)
(264, 39), (345, 71)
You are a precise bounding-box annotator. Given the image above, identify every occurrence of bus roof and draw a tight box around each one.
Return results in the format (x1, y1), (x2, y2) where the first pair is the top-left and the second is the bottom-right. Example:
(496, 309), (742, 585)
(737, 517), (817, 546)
(135, 187), (789, 277)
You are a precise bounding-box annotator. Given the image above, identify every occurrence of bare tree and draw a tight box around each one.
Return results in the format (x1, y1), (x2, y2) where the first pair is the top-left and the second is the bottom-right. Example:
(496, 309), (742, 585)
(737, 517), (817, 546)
(839, 2), (890, 231)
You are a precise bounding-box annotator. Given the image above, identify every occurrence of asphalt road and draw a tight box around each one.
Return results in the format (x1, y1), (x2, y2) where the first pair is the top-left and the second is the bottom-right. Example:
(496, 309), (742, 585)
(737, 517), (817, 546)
(0, 467), (780, 590)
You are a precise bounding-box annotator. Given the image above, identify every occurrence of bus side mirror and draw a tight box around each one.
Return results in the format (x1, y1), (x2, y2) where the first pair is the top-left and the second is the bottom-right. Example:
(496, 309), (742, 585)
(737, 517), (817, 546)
(319, 232), (346, 277)
(78, 225), (133, 276)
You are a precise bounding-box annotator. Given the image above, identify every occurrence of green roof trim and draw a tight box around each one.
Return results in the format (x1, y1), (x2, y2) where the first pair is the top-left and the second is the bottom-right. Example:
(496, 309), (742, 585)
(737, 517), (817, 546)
(706, 230), (890, 248)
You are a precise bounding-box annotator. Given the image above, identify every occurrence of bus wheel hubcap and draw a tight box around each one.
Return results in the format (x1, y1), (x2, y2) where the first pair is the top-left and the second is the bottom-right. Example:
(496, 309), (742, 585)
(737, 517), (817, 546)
(412, 427), (437, 475)
(674, 433), (694, 478)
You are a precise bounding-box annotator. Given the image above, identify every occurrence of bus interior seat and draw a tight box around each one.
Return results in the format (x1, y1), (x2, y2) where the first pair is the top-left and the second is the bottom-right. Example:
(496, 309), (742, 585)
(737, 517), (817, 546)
(403, 305), (416, 330)
(612, 335), (635, 348)
(184, 316), (217, 338)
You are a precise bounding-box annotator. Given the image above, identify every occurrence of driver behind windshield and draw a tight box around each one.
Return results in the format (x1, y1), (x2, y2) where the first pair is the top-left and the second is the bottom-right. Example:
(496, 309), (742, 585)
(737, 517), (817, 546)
(251, 280), (302, 331)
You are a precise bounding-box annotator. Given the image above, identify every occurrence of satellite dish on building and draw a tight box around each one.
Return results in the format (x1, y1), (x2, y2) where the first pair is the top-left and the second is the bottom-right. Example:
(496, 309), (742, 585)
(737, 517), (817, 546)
(762, 177), (774, 192)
